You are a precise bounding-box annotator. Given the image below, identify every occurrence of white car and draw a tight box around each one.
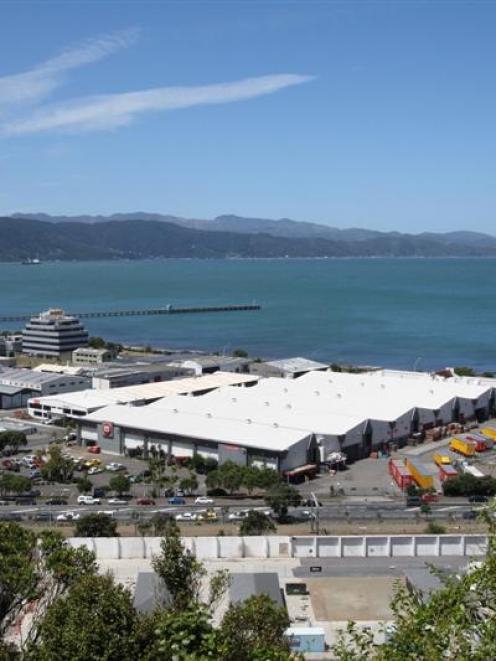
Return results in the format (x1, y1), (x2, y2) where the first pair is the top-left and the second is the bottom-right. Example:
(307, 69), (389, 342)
(106, 462), (124, 472)
(88, 466), (104, 475)
(228, 510), (249, 521)
(175, 512), (199, 522)
(97, 510), (115, 517)
(77, 495), (100, 505)
(56, 511), (80, 522)
(194, 496), (214, 505)
(107, 498), (128, 506)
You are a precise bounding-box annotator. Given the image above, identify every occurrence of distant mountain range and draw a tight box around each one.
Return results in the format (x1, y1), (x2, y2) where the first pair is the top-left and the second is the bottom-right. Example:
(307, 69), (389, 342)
(2, 213), (496, 261)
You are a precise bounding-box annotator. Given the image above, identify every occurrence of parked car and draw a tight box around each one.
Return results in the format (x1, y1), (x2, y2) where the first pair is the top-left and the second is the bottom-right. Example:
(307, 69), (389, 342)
(106, 462), (125, 472)
(107, 498), (128, 506)
(421, 493), (439, 503)
(129, 474), (143, 484)
(84, 458), (102, 468)
(93, 488), (107, 499)
(45, 498), (68, 506)
(195, 496), (214, 505)
(468, 495), (489, 503)
(406, 496), (422, 507)
(87, 445), (101, 454)
(463, 510), (478, 520)
(77, 495), (101, 505)
(228, 511), (248, 521)
(136, 497), (156, 506)
(175, 512), (198, 522)
(168, 496), (186, 505)
(56, 511), (80, 522)
(88, 466), (104, 475)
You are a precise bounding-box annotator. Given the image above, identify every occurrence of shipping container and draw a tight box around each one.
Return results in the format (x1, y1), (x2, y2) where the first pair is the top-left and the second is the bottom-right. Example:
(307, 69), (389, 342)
(481, 426), (496, 441)
(405, 458), (434, 490)
(389, 459), (414, 491)
(465, 433), (493, 452)
(439, 464), (458, 482)
(449, 437), (476, 457)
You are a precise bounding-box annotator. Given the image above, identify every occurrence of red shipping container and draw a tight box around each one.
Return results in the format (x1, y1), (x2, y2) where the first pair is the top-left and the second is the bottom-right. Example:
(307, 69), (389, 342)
(439, 464), (458, 482)
(389, 459), (414, 491)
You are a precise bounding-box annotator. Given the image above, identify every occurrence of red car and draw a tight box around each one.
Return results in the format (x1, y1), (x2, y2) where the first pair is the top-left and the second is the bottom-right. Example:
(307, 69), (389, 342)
(421, 492), (439, 503)
(136, 497), (155, 506)
(87, 445), (101, 454)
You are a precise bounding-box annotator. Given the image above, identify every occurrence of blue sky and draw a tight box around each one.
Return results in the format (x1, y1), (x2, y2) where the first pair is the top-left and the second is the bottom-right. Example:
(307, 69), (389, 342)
(1, 1), (495, 233)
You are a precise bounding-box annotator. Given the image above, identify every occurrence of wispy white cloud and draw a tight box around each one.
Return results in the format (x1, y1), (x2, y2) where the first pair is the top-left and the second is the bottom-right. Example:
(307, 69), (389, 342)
(0, 29), (139, 107)
(2, 74), (313, 136)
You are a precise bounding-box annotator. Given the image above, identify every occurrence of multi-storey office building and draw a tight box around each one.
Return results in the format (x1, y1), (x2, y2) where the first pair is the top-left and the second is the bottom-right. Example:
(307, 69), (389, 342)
(22, 309), (89, 358)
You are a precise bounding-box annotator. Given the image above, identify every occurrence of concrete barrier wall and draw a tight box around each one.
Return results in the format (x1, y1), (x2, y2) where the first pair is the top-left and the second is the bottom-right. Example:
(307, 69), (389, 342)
(68, 534), (488, 560)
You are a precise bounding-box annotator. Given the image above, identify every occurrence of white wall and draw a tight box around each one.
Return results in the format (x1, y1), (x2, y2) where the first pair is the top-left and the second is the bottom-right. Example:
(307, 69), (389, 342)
(68, 534), (488, 560)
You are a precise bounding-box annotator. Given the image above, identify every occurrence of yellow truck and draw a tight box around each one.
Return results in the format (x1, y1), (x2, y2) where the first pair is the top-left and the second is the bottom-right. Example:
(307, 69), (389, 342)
(449, 437), (475, 457)
(481, 426), (496, 441)
(405, 458), (434, 490)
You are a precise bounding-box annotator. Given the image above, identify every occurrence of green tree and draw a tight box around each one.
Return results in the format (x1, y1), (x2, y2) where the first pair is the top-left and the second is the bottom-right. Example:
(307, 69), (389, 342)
(39, 530), (97, 587)
(239, 511), (276, 536)
(0, 473), (32, 495)
(179, 473), (198, 495)
(150, 512), (173, 536)
(0, 524), (38, 636)
(40, 445), (73, 483)
(75, 513), (117, 538)
(265, 484), (301, 521)
(152, 519), (228, 612)
(220, 594), (293, 661)
(88, 336), (106, 349)
(109, 473), (130, 496)
(31, 574), (139, 661)
(232, 348), (248, 358)
(140, 604), (221, 661)
(241, 466), (261, 495)
(0, 431), (27, 453)
(75, 476), (92, 494)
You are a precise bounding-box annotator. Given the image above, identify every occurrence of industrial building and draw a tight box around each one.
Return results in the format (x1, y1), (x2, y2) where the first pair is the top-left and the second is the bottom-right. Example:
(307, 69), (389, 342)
(72, 347), (116, 366)
(0, 367), (89, 409)
(249, 357), (328, 379)
(66, 369), (496, 469)
(90, 362), (196, 390)
(22, 308), (88, 357)
(27, 372), (259, 421)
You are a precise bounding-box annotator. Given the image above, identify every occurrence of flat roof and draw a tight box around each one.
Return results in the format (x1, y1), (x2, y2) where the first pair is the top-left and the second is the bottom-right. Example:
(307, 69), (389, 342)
(29, 372), (259, 414)
(263, 357), (328, 372)
(0, 367), (84, 388)
(84, 402), (310, 452)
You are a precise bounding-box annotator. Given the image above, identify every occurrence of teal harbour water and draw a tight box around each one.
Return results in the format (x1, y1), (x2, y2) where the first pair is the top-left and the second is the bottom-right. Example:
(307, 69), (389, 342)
(0, 258), (495, 371)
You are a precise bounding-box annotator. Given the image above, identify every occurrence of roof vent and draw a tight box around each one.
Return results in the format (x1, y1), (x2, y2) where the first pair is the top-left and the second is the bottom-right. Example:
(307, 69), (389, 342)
(314, 390), (320, 396)
(381, 384), (385, 389)
(173, 408), (178, 414)
(206, 412), (212, 418)
(283, 387), (288, 393)
(336, 393), (342, 398)
(231, 397), (237, 403)
(273, 422), (279, 428)
(264, 401), (270, 406)
(286, 403), (292, 409)
(246, 418), (252, 424)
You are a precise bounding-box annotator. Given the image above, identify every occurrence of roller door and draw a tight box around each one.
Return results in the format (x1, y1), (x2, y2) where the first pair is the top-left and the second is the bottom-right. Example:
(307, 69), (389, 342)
(124, 432), (145, 450)
(81, 426), (98, 442)
(196, 445), (219, 461)
(171, 440), (194, 457)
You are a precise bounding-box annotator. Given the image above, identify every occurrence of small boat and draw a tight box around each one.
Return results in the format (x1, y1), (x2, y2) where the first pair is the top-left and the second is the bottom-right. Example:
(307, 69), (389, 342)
(21, 258), (41, 265)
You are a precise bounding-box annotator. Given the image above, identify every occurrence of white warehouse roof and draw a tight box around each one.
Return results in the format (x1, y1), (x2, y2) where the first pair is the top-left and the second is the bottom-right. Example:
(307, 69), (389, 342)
(29, 372), (259, 415)
(85, 403), (310, 453)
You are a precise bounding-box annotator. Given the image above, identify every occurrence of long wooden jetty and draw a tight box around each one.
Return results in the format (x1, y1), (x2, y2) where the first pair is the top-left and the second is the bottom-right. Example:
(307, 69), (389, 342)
(0, 304), (261, 323)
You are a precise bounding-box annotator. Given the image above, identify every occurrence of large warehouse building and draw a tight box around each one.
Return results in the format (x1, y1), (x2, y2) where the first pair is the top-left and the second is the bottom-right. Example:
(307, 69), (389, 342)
(69, 369), (496, 469)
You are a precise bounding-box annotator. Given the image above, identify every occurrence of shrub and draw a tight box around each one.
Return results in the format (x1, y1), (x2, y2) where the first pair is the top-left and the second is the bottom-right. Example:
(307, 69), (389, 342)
(425, 521), (446, 534)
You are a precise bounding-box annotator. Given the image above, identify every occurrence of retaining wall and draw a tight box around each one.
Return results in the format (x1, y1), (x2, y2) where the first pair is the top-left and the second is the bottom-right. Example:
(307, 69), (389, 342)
(68, 534), (488, 560)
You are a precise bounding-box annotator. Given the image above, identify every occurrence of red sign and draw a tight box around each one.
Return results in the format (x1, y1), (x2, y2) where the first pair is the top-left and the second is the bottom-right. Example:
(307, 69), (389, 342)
(102, 421), (113, 438)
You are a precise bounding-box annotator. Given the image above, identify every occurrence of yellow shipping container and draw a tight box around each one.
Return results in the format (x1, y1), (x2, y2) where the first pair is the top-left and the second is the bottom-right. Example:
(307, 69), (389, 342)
(481, 427), (496, 440)
(405, 458), (434, 490)
(449, 437), (475, 457)
(433, 452), (451, 466)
